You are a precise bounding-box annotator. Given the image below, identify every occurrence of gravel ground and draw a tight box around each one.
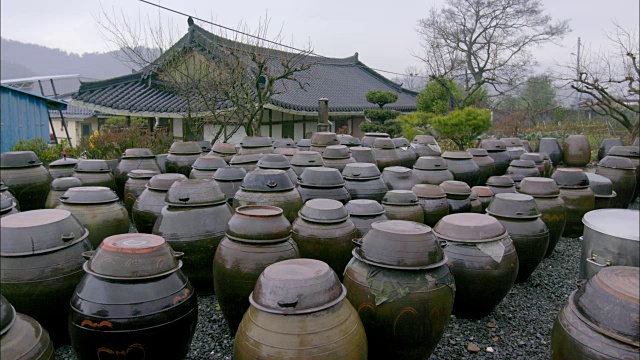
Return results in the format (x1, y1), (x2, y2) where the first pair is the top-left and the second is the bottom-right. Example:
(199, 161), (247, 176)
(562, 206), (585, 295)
(55, 197), (639, 359)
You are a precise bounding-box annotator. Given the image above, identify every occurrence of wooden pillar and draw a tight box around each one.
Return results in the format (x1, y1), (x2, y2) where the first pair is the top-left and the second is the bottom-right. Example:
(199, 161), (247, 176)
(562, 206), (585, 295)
(148, 118), (154, 132)
(268, 109), (273, 137)
(126, 116), (131, 127)
(350, 116), (354, 135)
(303, 116), (307, 138)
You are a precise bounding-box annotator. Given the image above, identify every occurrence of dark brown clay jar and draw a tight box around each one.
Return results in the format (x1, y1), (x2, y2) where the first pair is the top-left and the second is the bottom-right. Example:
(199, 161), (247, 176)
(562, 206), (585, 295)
(1, 209), (92, 345)
(48, 157), (79, 179)
(290, 151), (324, 176)
(153, 179), (232, 294)
(372, 138), (401, 171)
(345, 200), (388, 237)
(292, 199), (358, 281)
(518, 177), (566, 258)
(234, 259), (367, 360)
(442, 151), (480, 187)
(551, 266), (639, 359)
(506, 159), (541, 180)
(0, 296), (54, 359)
(540, 152), (553, 177)
(413, 156), (455, 185)
(486, 175), (517, 194)
(45, 176), (82, 209)
(382, 190), (424, 223)
(538, 138), (563, 166)
(469, 191), (483, 213)
(343, 163), (387, 202)
(553, 168), (595, 238)
(229, 153), (262, 173)
(309, 132), (340, 154)
(123, 169), (157, 216)
(502, 138), (527, 161)
(0, 179), (19, 211)
(165, 141), (201, 175)
(132, 173), (187, 233)
(586, 173), (617, 210)
(440, 180), (472, 214)
(0, 151), (51, 211)
(598, 138), (624, 161)
(69, 234), (197, 360)
(412, 135), (442, 157)
(189, 155), (228, 179)
(563, 135), (591, 167)
(322, 145), (356, 172)
(213, 205), (299, 334)
(521, 153), (546, 177)
(115, 148), (161, 198)
(471, 186), (494, 213)
(469, 148), (496, 185)
(213, 167), (246, 205)
(273, 138), (295, 148)
(155, 153), (168, 173)
(337, 134), (362, 147)
(596, 156), (637, 208)
(480, 140), (511, 175)
(73, 159), (116, 191)
(607, 146), (640, 202)
(434, 213), (518, 318)
(345, 220), (454, 360)
(381, 166), (418, 191)
(296, 138), (311, 151)
(209, 142), (237, 162)
(297, 167), (351, 204)
(362, 132), (390, 148)
(413, 184), (449, 227)
(392, 137), (417, 168)
(238, 136), (274, 155)
(257, 153), (298, 185)
(487, 193), (549, 283)
(350, 146), (377, 164)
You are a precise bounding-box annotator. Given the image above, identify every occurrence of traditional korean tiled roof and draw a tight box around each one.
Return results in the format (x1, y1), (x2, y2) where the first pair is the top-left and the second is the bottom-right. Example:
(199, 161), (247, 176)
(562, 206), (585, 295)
(72, 25), (418, 117)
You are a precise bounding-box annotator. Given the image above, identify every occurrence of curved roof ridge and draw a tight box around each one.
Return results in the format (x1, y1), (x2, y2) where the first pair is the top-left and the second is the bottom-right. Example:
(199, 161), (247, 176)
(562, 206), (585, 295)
(76, 73), (143, 93)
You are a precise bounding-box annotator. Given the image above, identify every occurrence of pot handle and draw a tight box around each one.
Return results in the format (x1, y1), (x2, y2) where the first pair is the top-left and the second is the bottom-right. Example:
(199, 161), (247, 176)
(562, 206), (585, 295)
(351, 172), (361, 177)
(352, 238), (363, 247)
(439, 240), (448, 248)
(266, 180), (278, 188)
(61, 232), (76, 241)
(82, 250), (95, 260)
(173, 251), (184, 260)
(277, 298), (298, 308)
(178, 197), (190, 203)
(586, 253), (611, 267)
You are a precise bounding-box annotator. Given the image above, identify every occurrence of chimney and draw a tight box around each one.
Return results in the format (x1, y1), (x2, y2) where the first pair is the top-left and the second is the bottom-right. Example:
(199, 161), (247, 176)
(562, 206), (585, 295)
(317, 98), (330, 132)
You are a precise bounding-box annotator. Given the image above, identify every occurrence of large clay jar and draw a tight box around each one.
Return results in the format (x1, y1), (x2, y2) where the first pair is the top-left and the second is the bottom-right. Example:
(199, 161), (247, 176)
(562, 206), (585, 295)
(0, 179), (19, 210)
(344, 220), (455, 360)
(345, 200), (388, 237)
(197, 140), (212, 154)
(234, 259), (367, 359)
(292, 199), (357, 280)
(563, 135), (591, 167)
(469, 191), (483, 213)
(413, 184), (449, 227)
(213, 205), (299, 334)
(522, 140), (533, 153)
(538, 138), (563, 166)
(48, 157), (79, 179)
(209, 142), (237, 162)
(0, 151), (51, 211)
(233, 169), (302, 223)
(1, 209), (92, 345)
(189, 155), (227, 179)
(392, 137), (417, 168)
(361, 132), (390, 148)
(469, 148), (495, 185)
(586, 173), (617, 210)
(309, 132), (339, 154)
(502, 138), (527, 161)
(518, 177), (566, 258)
(45, 176), (82, 209)
(257, 153), (297, 185)
(337, 134), (362, 148)
(540, 152), (554, 177)
(0, 193), (19, 218)
(479, 140), (511, 175)
(213, 167), (246, 205)
(238, 136), (274, 155)
(115, 148), (160, 198)
(350, 146), (377, 164)
(440, 180), (472, 214)
(123, 169), (157, 216)
(553, 168), (595, 238)
(411, 135), (442, 157)
(229, 153), (262, 173)
(551, 266), (639, 359)
(433, 213), (518, 318)
(322, 145), (356, 172)
(598, 138), (624, 161)
(506, 159), (541, 180)
(413, 156), (455, 185)
(153, 179), (232, 294)
(57, 186), (130, 248)
(608, 146), (640, 201)
(442, 151), (480, 187)
(471, 186), (494, 213)
(486, 175), (517, 195)
(73, 159), (116, 191)
(372, 138), (401, 171)
(520, 153), (546, 177)
(382, 190), (424, 223)
(296, 138), (311, 151)
(487, 193), (549, 283)
(596, 156), (637, 208)
(381, 166), (418, 191)
(132, 173), (187, 233)
(297, 167), (351, 204)
(69, 234), (197, 360)
(290, 151), (324, 176)
(0, 295), (54, 359)
(342, 163), (387, 202)
(165, 141), (201, 175)
(274, 147), (298, 160)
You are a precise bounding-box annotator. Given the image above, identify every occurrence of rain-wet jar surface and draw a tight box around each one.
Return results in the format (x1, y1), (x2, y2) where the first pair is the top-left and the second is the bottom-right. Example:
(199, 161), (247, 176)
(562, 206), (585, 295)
(165, 141), (202, 176)
(345, 200), (388, 237)
(440, 180), (472, 214)
(0, 295), (54, 360)
(381, 190), (424, 223)
(552, 168), (595, 238)
(73, 159), (116, 191)
(595, 155), (637, 208)
(123, 169), (157, 216)
(45, 176), (82, 209)
(413, 184), (450, 227)
(115, 148), (160, 198)
(132, 173), (186, 233)
(413, 156), (455, 185)
(0, 151), (51, 210)
(342, 163), (387, 202)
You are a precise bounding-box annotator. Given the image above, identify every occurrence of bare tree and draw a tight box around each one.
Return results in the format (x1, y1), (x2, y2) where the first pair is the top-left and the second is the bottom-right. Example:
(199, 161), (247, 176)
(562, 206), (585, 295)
(392, 65), (428, 91)
(415, 0), (570, 106)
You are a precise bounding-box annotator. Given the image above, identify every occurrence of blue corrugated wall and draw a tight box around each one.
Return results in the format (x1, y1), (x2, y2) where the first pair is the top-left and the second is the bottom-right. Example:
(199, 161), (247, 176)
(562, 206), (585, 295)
(1, 87), (51, 152)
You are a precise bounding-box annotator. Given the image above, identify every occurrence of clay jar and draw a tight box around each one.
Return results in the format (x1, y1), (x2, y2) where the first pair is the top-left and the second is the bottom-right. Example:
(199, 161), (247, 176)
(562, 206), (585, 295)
(372, 138), (401, 171)
(273, 138), (296, 149)
(292, 199), (358, 281)
(115, 148), (161, 198)
(309, 132), (339, 154)
(337, 134), (362, 147)
(469, 148), (495, 185)
(471, 186), (494, 213)
(73, 159), (116, 191)
(440, 180), (472, 214)
(487, 193), (549, 283)
(213, 167), (246, 205)
(322, 145), (356, 172)
(229, 153), (262, 173)
(297, 167), (351, 204)
(233, 169), (302, 223)
(153, 179), (232, 294)
(48, 157), (79, 179)
(342, 163), (387, 202)
(345, 200), (388, 237)
(552, 168), (595, 238)
(344, 220), (455, 360)
(413, 184), (449, 227)
(382, 190), (424, 223)
(608, 146), (640, 201)
(1, 209), (92, 345)
(506, 159), (541, 180)
(518, 177), (566, 258)
(486, 175), (517, 195)
(57, 186), (130, 248)
(189, 155), (227, 179)
(238, 136), (274, 155)
(502, 138), (527, 161)
(290, 151), (324, 176)
(132, 173), (187, 233)
(45, 177), (83, 209)
(234, 259), (367, 359)
(0, 180), (19, 210)
(469, 191), (483, 213)
(479, 140), (511, 175)
(596, 156), (637, 208)
(442, 151), (480, 187)
(296, 138), (311, 151)
(0, 151), (51, 210)
(0, 295), (55, 359)
(273, 147), (298, 160)
(197, 141), (212, 154)
(563, 135), (591, 167)
(551, 266), (639, 359)
(0, 193), (19, 218)
(381, 166), (418, 191)
(69, 234), (197, 360)
(209, 142), (237, 162)
(392, 137), (417, 168)
(350, 146), (377, 164)
(538, 138), (563, 166)
(123, 169), (157, 216)
(257, 153), (297, 185)
(361, 132), (390, 148)
(520, 153), (546, 177)
(411, 135), (442, 157)
(413, 156), (455, 185)
(213, 205), (299, 334)
(585, 173), (617, 210)
(165, 141), (201, 175)
(433, 213), (518, 318)
(597, 138), (624, 161)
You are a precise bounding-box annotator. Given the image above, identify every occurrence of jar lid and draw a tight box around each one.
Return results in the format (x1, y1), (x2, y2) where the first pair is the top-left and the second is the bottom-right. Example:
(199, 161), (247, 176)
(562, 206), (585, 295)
(342, 163), (381, 180)
(225, 205), (292, 243)
(290, 151), (324, 166)
(322, 145), (351, 159)
(229, 153), (262, 165)
(51, 176), (83, 191)
(501, 137), (523, 147)
(382, 166), (413, 177)
(552, 168), (590, 189)
(468, 148), (489, 157)
(59, 186), (119, 204)
(311, 132), (340, 146)
(608, 145), (640, 158)
(146, 173), (187, 191)
(345, 199), (386, 216)
(196, 141), (212, 153)
(392, 137), (411, 148)
(240, 136), (274, 148)
(597, 156), (636, 170)
(298, 198), (349, 223)
(0, 179), (7, 192)
(0, 295), (15, 336)
(518, 177), (560, 197)
(372, 138), (395, 149)
(582, 209), (639, 241)
(192, 156), (228, 171)
(585, 173), (616, 198)
(241, 169), (294, 192)
(83, 234), (182, 279)
(510, 159), (536, 168)
(364, 132), (390, 138)
(257, 154), (292, 169)
(296, 139), (311, 147)
(411, 135), (437, 145)
(486, 193), (541, 219)
(382, 190), (419, 205)
(211, 142), (237, 155)
(0, 209), (89, 256)
(165, 179), (227, 207)
(128, 169), (158, 179)
(0, 151), (42, 168)
(121, 148), (154, 158)
(440, 180), (471, 196)
(337, 134), (361, 146)
(213, 167), (246, 181)
(48, 157), (79, 167)
(480, 139), (507, 151)
(412, 184), (446, 198)
(486, 175), (515, 187)
(273, 138), (296, 148)
(249, 259), (346, 315)
(1, 193), (16, 213)
(74, 159), (111, 173)
(414, 156), (449, 170)
(471, 186), (494, 197)
(354, 220), (447, 270)
(274, 147), (299, 157)
(298, 167), (345, 188)
(433, 213), (507, 242)
(168, 141), (201, 154)
(442, 151), (473, 160)
(520, 153), (544, 164)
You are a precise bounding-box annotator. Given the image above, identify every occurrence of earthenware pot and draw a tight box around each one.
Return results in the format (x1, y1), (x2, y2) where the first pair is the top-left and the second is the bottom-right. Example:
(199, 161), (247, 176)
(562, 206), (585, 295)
(309, 132), (340, 154)
(469, 148), (495, 185)
(115, 148), (160, 198)
(123, 170), (157, 216)
(345, 200), (388, 237)
(273, 138), (296, 149)
(290, 151), (324, 176)
(48, 157), (79, 179)
(479, 140), (511, 175)
(502, 138), (527, 161)
(585, 173), (617, 209)
(538, 138), (563, 166)
(273, 147), (299, 159)
(520, 153), (546, 177)
(411, 135), (442, 157)
(372, 138), (401, 170)
(0, 193), (19, 218)
(155, 153), (168, 173)
(553, 168), (595, 238)
(297, 167), (351, 204)
(233, 169), (302, 223)
(381, 190), (424, 223)
(0, 179), (19, 211)
(506, 159), (541, 180)
(486, 175), (517, 195)
(209, 142), (237, 162)
(73, 159), (116, 191)
(337, 134), (362, 147)
(0, 295), (54, 359)
(322, 145), (356, 172)
(342, 163), (387, 202)
(132, 173), (187, 233)
(165, 141), (201, 176)
(469, 191), (483, 213)
(563, 135), (591, 167)
(442, 151), (480, 187)
(598, 138), (624, 161)
(350, 146), (377, 164)
(413, 184), (450, 227)
(296, 138), (311, 151)
(238, 136), (274, 155)
(0, 151), (51, 210)
(413, 156), (455, 185)
(608, 146), (640, 201)
(213, 167), (246, 205)
(229, 153), (262, 173)
(595, 156), (637, 208)
(189, 155), (228, 179)
(381, 166), (418, 191)
(392, 137), (417, 168)
(45, 176), (83, 209)
(540, 152), (553, 177)
(440, 180), (472, 214)
(361, 132), (390, 148)
(256, 153), (297, 185)
(471, 186), (494, 213)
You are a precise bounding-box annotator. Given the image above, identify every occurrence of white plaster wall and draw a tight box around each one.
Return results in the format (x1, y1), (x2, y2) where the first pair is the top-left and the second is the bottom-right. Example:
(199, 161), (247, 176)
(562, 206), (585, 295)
(173, 118), (183, 139)
(225, 125), (246, 145)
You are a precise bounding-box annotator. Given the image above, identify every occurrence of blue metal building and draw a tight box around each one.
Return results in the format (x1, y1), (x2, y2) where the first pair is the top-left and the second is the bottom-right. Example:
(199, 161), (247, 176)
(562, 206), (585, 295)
(1, 84), (67, 152)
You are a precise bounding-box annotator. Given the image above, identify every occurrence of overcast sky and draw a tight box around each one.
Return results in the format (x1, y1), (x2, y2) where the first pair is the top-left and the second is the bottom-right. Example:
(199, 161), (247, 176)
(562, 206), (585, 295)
(2, 0), (638, 77)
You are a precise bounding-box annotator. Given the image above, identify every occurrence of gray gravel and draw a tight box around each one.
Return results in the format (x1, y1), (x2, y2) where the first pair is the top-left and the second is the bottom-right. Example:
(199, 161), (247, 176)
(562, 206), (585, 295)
(55, 198), (639, 359)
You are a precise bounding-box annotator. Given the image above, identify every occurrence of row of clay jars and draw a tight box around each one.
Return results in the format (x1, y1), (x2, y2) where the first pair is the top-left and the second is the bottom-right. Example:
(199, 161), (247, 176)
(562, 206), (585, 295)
(381, 166), (418, 190)
(382, 190), (424, 223)
(45, 177), (82, 209)
(132, 173), (187, 233)
(0, 151), (51, 211)
(413, 184), (450, 227)
(413, 156), (455, 185)
(595, 156), (636, 208)
(342, 163), (387, 202)
(552, 168), (595, 238)
(345, 200), (388, 237)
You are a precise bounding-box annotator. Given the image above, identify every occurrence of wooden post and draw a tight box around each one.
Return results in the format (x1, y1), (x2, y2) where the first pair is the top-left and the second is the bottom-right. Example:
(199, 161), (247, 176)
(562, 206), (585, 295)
(303, 116), (307, 138)
(317, 98), (329, 132)
(269, 109), (273, 137)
